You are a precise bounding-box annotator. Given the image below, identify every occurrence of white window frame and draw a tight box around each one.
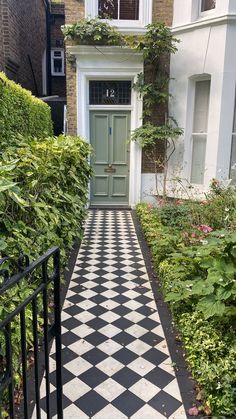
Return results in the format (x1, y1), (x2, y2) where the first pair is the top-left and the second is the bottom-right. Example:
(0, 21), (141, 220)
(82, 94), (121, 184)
(229, 88), (236, 184)
(190, 78), (211, 185)
(199, 0), (216, 17)
(85, 0), (152, 32)
(51, 48), (65, 76)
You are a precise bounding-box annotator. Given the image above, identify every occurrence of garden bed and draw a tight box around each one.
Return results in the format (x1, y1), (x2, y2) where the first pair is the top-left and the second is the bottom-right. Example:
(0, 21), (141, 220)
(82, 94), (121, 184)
(136, 182), (236, 418)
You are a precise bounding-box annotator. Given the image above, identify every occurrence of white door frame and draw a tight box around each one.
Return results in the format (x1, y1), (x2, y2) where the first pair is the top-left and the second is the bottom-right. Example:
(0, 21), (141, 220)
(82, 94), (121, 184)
(68, 45), (144, 207)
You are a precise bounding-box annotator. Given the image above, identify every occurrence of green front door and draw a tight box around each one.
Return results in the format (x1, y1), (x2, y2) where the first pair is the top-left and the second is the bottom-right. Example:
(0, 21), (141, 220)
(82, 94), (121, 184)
(90, 111), (130, 206)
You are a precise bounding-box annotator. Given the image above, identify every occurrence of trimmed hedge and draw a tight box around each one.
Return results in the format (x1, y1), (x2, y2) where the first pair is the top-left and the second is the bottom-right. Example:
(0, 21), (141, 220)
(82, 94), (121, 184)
(0, 72), (53, 146)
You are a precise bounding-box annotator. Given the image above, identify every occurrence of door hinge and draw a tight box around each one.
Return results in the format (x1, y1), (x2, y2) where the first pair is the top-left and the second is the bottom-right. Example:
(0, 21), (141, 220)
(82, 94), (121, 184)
(109, 127), (112, 135)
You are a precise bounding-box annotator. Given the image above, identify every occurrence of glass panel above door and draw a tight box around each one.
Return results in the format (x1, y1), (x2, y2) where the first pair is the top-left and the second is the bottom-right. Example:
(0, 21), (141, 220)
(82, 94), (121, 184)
(89, 80), (132, 105)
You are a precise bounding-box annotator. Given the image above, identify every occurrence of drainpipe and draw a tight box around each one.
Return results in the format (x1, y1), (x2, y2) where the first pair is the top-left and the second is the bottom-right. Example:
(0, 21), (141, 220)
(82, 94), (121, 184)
(44, 0), (52, 96)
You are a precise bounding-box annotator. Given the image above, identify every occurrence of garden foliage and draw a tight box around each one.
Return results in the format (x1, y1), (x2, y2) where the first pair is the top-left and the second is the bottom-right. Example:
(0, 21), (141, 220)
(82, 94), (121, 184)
(0, 72), (53, 146)
(136, 184), (236, 417)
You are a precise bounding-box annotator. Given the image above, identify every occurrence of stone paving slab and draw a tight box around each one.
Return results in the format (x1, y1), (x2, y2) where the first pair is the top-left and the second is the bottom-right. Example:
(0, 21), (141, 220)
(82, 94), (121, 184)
(32, 210), (190, 418)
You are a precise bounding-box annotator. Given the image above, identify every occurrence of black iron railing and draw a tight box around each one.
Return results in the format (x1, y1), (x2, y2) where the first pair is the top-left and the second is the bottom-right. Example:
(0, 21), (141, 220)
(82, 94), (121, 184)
(0, 247), (63, 419)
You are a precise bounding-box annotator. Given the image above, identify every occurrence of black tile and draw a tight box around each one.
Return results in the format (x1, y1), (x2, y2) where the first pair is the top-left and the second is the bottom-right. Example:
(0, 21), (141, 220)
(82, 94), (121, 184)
(61, 331), (81, 347)
(112, 367), (141, 388)
(136, 306), (155, 317)
(75, 390), (108, 416)
(89, 305), (107, 316)
(148, 390), (182, 417)
(69, 284), (86, 294)
(64, 305), (84, 317)
(51, 347), (78, 365)
(85, 331), (108, 346)
(91, 294), (107, 304)
(135, 286), (150, 294)
(145, 367), (175, 388)
(112, 390), (145, 416)
(61, 317), (82, 331)
(49, 367), (75, 387)
(112, 317), (133, 331)
(92, 285), (108, 294)
(140, 332), (164, 346)
(113, 331), (136, 346)
(79, 366), (109, 388)
(82, 348), (107, 365)
(112, 295), (129, 304)
(142, 348), (168, 366)
(112, 285), (130, 294)
(113, 348), (138, 365)
(40, 390), (71, 417)
(86, 317), (108, 330)
(66, 294), (87, 305)
(138, 318), (160, 330)
(135, 295), (152, 304)
(112, 305), (131, 316)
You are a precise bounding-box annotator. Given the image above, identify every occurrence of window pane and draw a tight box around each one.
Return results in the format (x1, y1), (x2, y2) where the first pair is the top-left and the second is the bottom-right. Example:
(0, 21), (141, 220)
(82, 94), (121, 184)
(230, 135), (236, 184)
(191, 135), (207, 184)
(54, 58), (62, 73)
(98, 0), (118, 19)
(201, 0), (216, 12)
(193, 80), (210, 133)
(120, 0), (139, 20)
(89, 80), (131, 105)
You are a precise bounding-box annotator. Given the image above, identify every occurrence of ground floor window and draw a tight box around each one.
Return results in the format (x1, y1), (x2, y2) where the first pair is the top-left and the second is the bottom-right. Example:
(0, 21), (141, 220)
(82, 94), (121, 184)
(230, 93), (236, 184)
(98, 0), (139, 20)
(201, 0), (216, 12)
(191, 79), (211, 184)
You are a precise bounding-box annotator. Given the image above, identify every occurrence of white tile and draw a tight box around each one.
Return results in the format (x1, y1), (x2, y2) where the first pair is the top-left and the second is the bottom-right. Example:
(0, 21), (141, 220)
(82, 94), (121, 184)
(127, 339), (151, 356)
(96, 357), (123, 376)
(83, 272), (99, 280)
(163, 379), (183, 402)
(123, 300), (142, 311)
(125, 324), (147, 338)
(93, 405), (127, 419)
(95, 378), (125, 402)
(154, 342), (170, 356)
(78, 300), (96, 310)
(64, 357), (92, 376)
(130, 378), (160, 402)
(99, 324), (121, 338)
(74, 311), (95, 323)
(59, 404), (89, 419)
(97, 339), (122, 356)
(63, 378), (90, 401)
(68, 339), (93, 356)
(102, 273), (117, 280)
(101, 290), (119, 299)
(123, 290), (140, 299)
(128, 357), (155, 377)
(72, 324), (94, 338)
(124, 312), (145, 323)
(100, 300), (119, 310)
(170, 406), (187, 419)
(102, 280), (118, 289)
(158, 359), (175, 376)
(131, 404), (166, 419)
(80, 289), (97, 299)
(100, 311), (120, 323)
(152, 325), (165, 338)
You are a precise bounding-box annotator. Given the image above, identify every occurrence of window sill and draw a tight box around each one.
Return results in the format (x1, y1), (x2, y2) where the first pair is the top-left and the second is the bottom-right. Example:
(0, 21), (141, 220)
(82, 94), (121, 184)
(51, 73), (65, 77)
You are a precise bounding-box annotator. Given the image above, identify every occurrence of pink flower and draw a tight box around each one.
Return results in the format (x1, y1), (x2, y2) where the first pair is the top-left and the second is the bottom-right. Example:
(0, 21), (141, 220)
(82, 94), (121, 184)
(188, 406), (199, 416)
(197, 224), (213, 234)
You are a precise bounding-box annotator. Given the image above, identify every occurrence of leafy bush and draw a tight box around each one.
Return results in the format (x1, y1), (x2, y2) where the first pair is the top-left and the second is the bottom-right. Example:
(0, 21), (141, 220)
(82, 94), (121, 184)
(0, 73), (53, 148)
(137, 201), (236, 417)
(0, 135), (92, 262)
(62, 18), (124, 46)
(0, 134), (92, 413)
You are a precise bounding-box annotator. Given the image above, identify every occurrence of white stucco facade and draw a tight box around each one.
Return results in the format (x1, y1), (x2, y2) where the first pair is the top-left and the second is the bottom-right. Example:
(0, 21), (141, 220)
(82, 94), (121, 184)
(168, 0), (236, 196)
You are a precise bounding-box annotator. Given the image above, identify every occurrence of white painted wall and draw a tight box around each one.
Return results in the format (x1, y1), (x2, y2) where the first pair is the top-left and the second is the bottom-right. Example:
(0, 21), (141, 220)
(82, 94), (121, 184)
(169, 4), (236, 194)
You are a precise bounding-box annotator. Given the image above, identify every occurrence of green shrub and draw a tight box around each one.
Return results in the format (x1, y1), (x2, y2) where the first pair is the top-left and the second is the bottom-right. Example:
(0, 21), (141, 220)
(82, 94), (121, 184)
(137, 202), (236, 417)
(0, 134), (92, 412)
(0, 73), (53, 147)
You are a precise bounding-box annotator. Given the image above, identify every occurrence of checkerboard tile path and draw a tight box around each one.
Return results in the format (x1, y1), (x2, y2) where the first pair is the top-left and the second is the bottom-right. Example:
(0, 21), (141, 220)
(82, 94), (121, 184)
(33, 210), (187, 418)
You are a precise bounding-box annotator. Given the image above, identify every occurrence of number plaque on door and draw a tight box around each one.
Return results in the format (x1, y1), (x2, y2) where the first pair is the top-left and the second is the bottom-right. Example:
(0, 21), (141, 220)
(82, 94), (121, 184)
(104, 164), (116, 173)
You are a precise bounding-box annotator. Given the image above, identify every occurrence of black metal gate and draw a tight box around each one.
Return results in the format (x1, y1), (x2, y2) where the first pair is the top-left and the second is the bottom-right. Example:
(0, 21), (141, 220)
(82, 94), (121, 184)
(0, 247), (63, 419)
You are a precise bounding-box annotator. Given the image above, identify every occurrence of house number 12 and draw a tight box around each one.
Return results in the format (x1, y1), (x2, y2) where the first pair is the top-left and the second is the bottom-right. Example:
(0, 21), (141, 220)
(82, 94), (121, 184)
(106, 89), (115, 98)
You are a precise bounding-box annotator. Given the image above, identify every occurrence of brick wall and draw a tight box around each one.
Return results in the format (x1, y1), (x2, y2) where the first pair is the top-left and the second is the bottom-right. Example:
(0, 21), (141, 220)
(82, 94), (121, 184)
(0, 0), (47, 96)
(65, 0), (173, 150)
(51, 3), (66, 97)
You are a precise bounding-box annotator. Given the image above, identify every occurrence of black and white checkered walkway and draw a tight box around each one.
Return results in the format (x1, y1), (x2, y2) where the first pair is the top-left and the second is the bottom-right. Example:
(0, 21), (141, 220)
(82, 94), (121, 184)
(34, 210), (188, 418)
